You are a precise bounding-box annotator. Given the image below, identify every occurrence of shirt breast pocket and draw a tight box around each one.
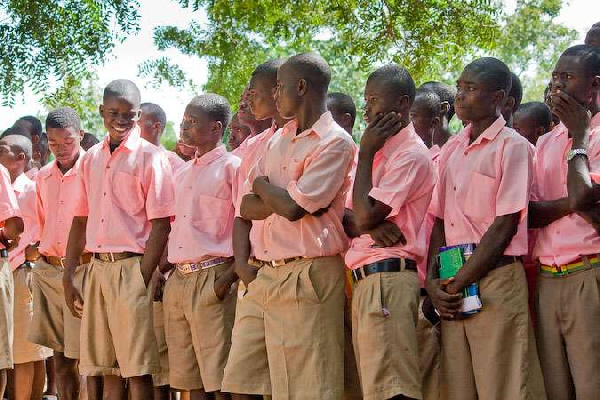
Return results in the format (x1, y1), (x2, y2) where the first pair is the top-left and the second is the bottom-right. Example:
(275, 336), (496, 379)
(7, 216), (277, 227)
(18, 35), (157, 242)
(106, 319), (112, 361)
(192, 194), (233, 237)
(464, 171), (497, 221)
(112, 171), (145, 215)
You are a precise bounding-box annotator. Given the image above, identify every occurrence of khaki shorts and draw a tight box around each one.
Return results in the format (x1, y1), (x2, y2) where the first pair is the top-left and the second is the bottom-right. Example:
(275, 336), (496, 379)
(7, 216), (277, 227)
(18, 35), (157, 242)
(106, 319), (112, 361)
(13, 264), (53, 364)
(79, 256), (160, 378)
(352, 270), (421, 400)
(344, 291), (362, 400)
(417, 295), (441, 400)
(223, 256), (345, 400)
(152, 301), (169, 387)
(535, 266), (600, 400)
(0, 257), (14, 370)
(163, 262), (236, 391)
(440, 263), (546, 400)
(29, 259), (86, 359)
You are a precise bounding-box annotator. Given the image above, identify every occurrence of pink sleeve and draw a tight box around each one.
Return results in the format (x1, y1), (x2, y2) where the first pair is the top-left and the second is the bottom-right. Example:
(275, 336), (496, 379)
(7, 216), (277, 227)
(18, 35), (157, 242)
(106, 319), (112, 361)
(0, 167), (19, 222)
(496, 138), (533, 218)
(144, 152), (175, 220)
(287, 138), (354, 213)
(368, 152), (433, 218)
(34, 174), (45, 235)
(72, 156), (89, 217)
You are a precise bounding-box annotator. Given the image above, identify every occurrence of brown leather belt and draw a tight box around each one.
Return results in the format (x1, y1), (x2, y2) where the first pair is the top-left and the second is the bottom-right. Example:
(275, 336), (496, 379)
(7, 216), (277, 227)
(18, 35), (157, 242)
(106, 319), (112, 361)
(43, 253), (92, 268)
(93, 252), (142, 263)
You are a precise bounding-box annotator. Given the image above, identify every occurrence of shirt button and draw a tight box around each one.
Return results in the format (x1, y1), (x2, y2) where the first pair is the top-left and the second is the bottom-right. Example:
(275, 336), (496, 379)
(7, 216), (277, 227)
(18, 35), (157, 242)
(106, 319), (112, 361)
(103, 192), (107, 196)
(101, 219), (104, 223)
(464, 151), (468, 156)
(453, 186), (456, 191)
(450, 223), (455, 227)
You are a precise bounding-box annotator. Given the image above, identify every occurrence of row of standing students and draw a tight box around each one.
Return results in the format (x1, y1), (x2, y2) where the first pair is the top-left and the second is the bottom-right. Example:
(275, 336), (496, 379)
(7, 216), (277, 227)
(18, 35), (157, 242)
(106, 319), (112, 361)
(0, 29), (599, 400)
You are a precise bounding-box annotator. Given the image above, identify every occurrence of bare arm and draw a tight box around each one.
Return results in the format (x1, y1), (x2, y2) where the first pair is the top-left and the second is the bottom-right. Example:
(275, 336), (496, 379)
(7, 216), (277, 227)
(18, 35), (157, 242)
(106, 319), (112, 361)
(252, 177), (307, 222)
(528, 198), (571, 228)
(140, 217), (172, 286)
(240, 193), (274, 221)
(63, 216), (88, 318)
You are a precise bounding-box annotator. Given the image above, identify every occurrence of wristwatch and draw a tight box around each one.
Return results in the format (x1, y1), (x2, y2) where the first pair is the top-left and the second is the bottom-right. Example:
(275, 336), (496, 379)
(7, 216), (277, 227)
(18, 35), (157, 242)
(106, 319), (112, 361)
(567, 148), (588, 161)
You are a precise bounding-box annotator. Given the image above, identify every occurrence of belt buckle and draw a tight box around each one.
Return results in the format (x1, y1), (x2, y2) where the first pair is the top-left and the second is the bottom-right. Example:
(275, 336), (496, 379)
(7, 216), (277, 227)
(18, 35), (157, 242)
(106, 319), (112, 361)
(351, 268), (363, 283)
(271, 259), (285, 267)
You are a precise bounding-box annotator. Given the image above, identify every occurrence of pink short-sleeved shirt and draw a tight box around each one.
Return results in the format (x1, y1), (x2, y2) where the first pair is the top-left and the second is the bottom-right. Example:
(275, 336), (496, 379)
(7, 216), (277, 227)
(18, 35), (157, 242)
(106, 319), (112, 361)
(430, 115), (533, 256)
(168, 146), (239, 264)
(74, 127), (175, 254)
(9, 173), (38, 269)
(533, 121), (600, 265)
(160, 146), (185, 173)
(36, 151), (85, 258)
(345, 123), (435, 270)
(25, 167), (39, 180)
(0, 165), (20, 250)
(233, 123), (280, 217)
(248, 112), (355, 261)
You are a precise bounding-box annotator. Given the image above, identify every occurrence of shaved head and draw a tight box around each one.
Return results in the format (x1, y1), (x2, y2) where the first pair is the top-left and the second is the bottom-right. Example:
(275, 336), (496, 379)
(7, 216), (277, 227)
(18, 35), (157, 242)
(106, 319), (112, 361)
(586, 22), (600, 48)
(0, 133), (32, 160)
(103, 79), (141, 107)
(283, 52), (331, 94)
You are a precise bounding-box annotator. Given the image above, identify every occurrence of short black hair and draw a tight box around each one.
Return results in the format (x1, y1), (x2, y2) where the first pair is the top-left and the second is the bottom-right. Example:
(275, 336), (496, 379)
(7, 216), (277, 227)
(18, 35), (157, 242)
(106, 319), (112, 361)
(15, 116), (42, 138)
(103, 79), (141, 107)
(140, 103), (167, 133)
(189, 94), (232, 129)
(509, 72), (523, 112)
(560, 45), (600, 76)
(327, 92), (357, 124)
(1, 125), (31, 140)
(420, 81), (457, 120)
(284, 53), (331, 93)
(413, 88), (441, 117)
(81, 132), (100, 150)
(46, 107), (82, 131)
(252, 59), (285, 86)
(368, 64), (416, 102)
(464, 57), (512, 93)
(517, 102), (553, 133)
(0, 130), (32, 160)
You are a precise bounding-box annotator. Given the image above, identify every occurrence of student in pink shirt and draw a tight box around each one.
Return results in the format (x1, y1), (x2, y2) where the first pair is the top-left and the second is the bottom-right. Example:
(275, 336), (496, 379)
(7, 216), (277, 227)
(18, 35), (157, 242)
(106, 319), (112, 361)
(28, 108), (87, 400)
(0, 161), (23, 400)
(345, 64), (435, 400)
(223, 59), (287, 400)
(163, 94), (238, 399)
(138, 102), (185, 173)
(419, 81), (456, 148)
(427, 57), (545, 400)
(327, 92), (357, 137)
(228, 112), (252, 152)
(63, 79), (175, 400)
(0, 132), (53, 400)
(529, 45), (600, 400)
(227, 53), (355, 399)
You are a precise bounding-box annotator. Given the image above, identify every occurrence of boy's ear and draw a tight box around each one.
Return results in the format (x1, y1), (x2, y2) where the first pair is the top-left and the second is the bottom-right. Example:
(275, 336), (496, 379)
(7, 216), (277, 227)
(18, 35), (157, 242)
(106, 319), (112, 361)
(494, 89), (507, 106)
(297, 78), (308, 96)
(535, 125), (546, 139)
(505, 96), (516, 111)
(213, 120), (224, 136)
(440, 101), (450, 115)
(398, 95), (411, 111)
(99, 104), (105, 118)
(431, 116), (441, 129)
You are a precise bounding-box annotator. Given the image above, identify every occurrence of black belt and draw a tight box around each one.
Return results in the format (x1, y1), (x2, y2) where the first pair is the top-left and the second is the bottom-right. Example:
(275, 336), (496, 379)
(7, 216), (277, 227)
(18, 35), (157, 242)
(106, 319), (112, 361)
(352, 258), (417, 283)
(0, 249), (7, 258)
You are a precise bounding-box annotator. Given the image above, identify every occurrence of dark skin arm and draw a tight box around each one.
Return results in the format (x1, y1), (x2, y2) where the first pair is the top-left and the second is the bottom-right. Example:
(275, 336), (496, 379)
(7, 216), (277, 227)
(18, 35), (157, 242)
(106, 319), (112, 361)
(342, 208), (361, 239)
(528, 198), (571, 228)
(139, 217), (172, 286)
(63, 216), (88, 318)
(353, 113), (402, 232)
(447, 212), (520, 294)
(232, 217), (257, 286)
(343, 208), (406, 246)
(425, 217), (462, 319)
(240, 193), (273, 221)
(252, 176), (308, 222)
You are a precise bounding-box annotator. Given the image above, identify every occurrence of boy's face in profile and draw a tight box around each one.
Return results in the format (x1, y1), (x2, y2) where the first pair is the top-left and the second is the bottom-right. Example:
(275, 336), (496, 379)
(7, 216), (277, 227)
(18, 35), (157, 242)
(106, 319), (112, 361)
(363, 78), (401, 124)
(180, 104), (220, 150)
(248, 75), (277, 121)
(228, 114), (251, 151)
(99, 96), (140, 142)
(275, 64), (300, 120)
(410, 100), (438, 143)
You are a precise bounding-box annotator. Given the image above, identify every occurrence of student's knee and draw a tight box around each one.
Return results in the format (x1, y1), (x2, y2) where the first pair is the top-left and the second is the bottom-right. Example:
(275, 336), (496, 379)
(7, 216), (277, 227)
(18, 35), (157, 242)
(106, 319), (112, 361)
(53, 352), (77, 371)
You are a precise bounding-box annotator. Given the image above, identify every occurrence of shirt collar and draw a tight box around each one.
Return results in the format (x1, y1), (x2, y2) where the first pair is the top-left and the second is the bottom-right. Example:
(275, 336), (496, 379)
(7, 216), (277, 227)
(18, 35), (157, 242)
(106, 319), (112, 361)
(49, 149), (86, 178)
(12, 173), (31, 193)
(461, 115), (506, 147)
(101, 126), (141, 152)
(282, 111), (334, 140)
(194, 145), (227, 166)
(429, 144), (441, 160)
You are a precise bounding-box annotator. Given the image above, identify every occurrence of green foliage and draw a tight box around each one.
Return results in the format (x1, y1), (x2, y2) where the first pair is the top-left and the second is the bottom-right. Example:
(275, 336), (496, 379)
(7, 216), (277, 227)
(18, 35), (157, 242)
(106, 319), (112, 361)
(0, 0), (140, 105)
(160, 120), (178, 150)
(41, 70), (106, 135)
(143, 0), (577, 134)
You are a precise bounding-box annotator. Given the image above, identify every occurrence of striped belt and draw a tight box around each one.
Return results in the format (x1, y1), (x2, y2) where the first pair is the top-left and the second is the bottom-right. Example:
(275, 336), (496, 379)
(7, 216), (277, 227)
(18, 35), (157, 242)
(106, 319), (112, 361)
(43, 253), (92, 268)
(248, 256), (304, 268)
(176, 256), (233, 275)
(540, 255), (600, 277)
